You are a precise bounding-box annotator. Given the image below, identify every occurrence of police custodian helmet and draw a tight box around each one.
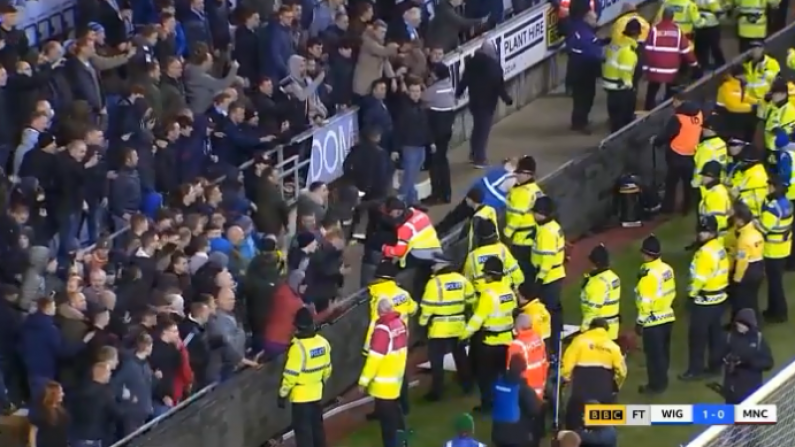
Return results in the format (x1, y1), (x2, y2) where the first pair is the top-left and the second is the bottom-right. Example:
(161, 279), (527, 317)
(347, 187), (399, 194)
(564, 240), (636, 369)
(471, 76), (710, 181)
(483, 256), (504, 276)
(698, 215), (719, 233)
(700, 160), (723, 179)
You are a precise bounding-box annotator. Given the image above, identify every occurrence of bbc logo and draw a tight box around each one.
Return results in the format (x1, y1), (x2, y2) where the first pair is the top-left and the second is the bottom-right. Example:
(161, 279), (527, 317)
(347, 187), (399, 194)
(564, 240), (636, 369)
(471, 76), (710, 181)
(585, 405), (627, 426)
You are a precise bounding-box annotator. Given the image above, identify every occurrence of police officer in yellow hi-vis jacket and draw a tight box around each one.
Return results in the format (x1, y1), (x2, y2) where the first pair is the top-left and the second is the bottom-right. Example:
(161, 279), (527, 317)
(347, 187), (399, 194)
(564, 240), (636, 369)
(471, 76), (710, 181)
(729, 202), (765, 319)
(692, 118), (728, 190)
(743, 42), (780, 102)
(729, 143), (768, 218)
(278, 308), (332, 447)
(516, 281), (552, 342)
(420, 255), (476, 401)
(603, 19), (641, 133)
(561, 318), (627, 430)
(734, 0), (780, 52)
(580, 244), (621, 340)
(359, 299), (409, 447)
(763, 79), (795, 168)
(531, 196), (566, 357)
(464, 188), (499, 252)
(505, 155), (544, 281)
(680, 215), (730, 381)
(635, 235), (676, 395)
(657, 0), (705, 36)
(464, 220), (525, 291)
(697, 161), (732, 239)
(694, 0), (726, 68)
(611, 3), (650, 44)
(759, 177), (793, 323)
(460, 257), (516, 412)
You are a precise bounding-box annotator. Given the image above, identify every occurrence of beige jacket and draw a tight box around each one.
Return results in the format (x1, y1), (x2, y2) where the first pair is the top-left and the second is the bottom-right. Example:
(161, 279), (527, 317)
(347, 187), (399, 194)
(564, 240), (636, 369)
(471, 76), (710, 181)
(353, 29), (397, 96)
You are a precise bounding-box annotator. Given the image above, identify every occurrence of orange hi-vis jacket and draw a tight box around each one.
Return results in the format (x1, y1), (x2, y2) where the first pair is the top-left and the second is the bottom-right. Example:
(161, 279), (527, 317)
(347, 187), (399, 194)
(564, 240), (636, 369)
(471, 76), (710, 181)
(506, 328), (548, 399)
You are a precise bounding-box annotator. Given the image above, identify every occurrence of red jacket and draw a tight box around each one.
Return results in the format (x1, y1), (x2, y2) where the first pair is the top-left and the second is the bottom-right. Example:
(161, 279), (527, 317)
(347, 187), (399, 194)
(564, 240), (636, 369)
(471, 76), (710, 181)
(263, 283), (319, 345)
(173, 342), (194, 403)
(643, 20), (696, 83)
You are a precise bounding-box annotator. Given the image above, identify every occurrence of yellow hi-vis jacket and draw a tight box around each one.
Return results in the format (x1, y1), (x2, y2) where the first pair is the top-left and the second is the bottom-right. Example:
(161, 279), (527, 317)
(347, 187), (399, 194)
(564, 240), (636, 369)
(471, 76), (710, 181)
(656, 0), (705, 33)
(758, 196), (794, 259)
(734, 0), (779, 38)
(732, 163), (769, 218)
(635, 258), (677, 327)
(602, 36), (639, 91)
(504, 181), (544, 246)
(788, 48), (795, 70)
(733, 222), (765, 282)
(692, 136), (728, 187)
(699, 183), (732, 236)
(461, 280), (516, 346)
(561, 328), (627, 388)
(517, 298), (551, 340)
(464, 242), (525, 291)
(419, 272), (475, 339)
(580, 269), (621, 339)
(764, 101), (795, 151)
(359, 314), (408, 400)
(689, 238), (730, 305)
(279, 334), (332, 403)
(531, 219), (566, 285)
(696, 0), (724, 27)
(363, 280), (417, 353)
(611, 11), (650, 44)
(468, 204), (499, 251)
(716, 76), (759, 113)
(743, 55), (780, 101)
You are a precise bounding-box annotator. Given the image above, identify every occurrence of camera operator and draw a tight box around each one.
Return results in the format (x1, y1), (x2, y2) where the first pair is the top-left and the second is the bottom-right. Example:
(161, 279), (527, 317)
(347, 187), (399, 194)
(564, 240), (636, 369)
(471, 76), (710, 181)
(717, 309), (774, 404)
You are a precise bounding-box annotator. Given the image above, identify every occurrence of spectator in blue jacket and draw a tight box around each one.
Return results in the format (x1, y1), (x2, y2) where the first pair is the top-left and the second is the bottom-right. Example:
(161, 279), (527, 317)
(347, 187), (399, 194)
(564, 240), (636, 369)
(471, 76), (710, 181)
(110, 147), (143, 230)
(112, 332), (155, 435)
(261, 6), (296, 80)
(361, 79), (393, 151)
(220, 102), (273, 167)
(19, 297), (94, 398)
(233, 8), (262, 85)
(206, 0), (233, 52)
(174, 114), (208, 184)
(444, 413), (487, 447)
(182, 0), (214, 53)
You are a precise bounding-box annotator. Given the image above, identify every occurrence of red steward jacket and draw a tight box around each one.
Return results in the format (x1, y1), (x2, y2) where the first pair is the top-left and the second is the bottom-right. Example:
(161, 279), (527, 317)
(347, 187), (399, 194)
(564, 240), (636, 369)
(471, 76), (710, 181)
(643, 20), (696, 84)
(173, 342), (194, 403)
(263, 283), (320, 345)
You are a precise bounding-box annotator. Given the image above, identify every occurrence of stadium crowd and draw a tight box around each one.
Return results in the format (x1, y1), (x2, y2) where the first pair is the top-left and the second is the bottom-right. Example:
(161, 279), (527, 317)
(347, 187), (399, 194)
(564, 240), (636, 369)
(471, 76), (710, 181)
(0, 0), (510, 445)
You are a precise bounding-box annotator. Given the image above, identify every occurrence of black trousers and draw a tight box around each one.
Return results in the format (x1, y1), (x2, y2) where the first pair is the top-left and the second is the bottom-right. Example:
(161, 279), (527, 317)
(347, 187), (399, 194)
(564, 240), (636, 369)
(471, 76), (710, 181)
(768, 0), (789, 35)
(764, 257), (788, 318)
(662, 151), (695, 214)
(427, 337), (471, 396)
(374, 397), (405, 447)
(730, 279), (762, 321)
(738, 38), (756, 54)
(565, 388), (616, 430)
(790, 200), (795, 269)
(429, 110), (454, 200)
(606, 89), (636, 134)
(511, 245), (535, 282)
(642, 322), (673, 391)
(694, 26), (726, 69)
(471, 338), (508, 409)
(539, 280), (563, 357)
(645, 82), (675, 112)
(570, 69), (597, 128)
(292, 401), (327, 447)
(687, 302), (726, 374)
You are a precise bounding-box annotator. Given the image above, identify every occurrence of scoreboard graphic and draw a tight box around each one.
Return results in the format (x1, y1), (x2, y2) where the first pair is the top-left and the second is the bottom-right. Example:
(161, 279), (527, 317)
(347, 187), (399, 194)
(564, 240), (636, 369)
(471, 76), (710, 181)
(584, 404), (777, 426)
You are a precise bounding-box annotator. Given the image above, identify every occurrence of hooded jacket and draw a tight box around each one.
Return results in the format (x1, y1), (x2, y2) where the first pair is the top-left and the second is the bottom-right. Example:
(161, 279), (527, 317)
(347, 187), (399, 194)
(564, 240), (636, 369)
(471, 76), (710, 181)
(722, 308), (774, 403)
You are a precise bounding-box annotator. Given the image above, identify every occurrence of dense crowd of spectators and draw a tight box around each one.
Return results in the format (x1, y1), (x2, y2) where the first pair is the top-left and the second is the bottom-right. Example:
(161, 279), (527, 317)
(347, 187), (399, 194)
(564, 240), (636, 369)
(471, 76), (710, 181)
(0, 0), (505, 444)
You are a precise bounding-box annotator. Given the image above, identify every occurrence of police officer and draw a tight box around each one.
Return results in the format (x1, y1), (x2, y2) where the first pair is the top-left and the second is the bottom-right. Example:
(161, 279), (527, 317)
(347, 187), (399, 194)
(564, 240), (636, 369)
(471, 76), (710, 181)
(763, 79), (795, 167)
(635, 235), (676, 394)
(561, 318), (627, 430)
(657, 0), (704, 38)
(505, 156), (544, 281)
(736, 0), (780, 53)
(694, 0), (725, 68)
(460, 257), (517, 412)
(773, 134), (795, 269)
(692, 117), (728, 190)
(531, 196), (566, 357)
(730, 144), (768, 218)
(278, 308), (332, 447)
(718, 309), (774, 404)
(516, 281), (551, 343)
(464, 220), (525, 291)
(603, 19), (641, 133)
(696, 161), (732, 242)
(729, 202), (765, 319)
(680, 215), (729, 381)
(656, 95), (704, 214)
(580, 244), (621, 341)
(744, 42), (780, 107)
(420, 255), (476, 401)
(425, 62), (457, 204)
(759, 177), (793, 323)
(464, 188), (500, 252)
(567, 10), (606, 134)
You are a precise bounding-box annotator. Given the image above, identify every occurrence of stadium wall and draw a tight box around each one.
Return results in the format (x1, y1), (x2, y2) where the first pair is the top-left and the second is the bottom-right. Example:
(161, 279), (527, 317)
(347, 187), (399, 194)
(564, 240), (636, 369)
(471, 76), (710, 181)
(116, 11), (795, 447)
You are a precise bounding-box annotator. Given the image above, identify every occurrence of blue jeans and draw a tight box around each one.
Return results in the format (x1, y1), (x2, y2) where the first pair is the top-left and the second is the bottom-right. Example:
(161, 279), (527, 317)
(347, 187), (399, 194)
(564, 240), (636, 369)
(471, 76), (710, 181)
(57, 212), (81, 260)
(399, 146), (426, 205)
(469, 106), (496, 164)
(81, 204), (107, 245)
